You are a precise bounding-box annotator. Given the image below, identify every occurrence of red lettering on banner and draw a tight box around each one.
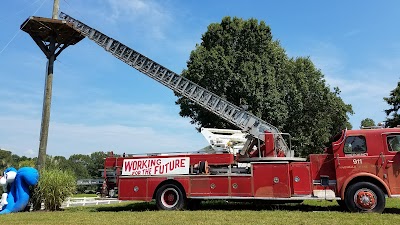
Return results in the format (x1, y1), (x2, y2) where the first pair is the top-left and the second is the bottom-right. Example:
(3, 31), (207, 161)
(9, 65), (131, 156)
(180, 159), (185, 167)
(154, 165), (159, 174)
(123, 158), (188, 175)
(138, 161), (142, 170)
(175, 159), (179, 169)
(133, 161), (137, 170)
(124, 161), (132, 172)
(159, 164), (164, 174)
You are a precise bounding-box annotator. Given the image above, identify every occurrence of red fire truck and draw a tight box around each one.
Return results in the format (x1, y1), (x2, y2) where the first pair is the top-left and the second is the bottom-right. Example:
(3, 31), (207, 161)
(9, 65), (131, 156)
(101, 127), (400, 213)
(60, 13), (400, 213)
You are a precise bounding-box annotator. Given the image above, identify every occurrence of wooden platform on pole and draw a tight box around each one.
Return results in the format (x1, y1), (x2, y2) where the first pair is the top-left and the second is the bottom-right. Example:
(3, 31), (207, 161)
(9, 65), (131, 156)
(20, 16), (85, 171)
(21, 16), (84, 58)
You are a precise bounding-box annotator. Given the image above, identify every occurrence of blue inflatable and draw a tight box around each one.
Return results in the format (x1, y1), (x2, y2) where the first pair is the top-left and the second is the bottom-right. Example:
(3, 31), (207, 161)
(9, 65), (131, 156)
(0, 167), (39, 214)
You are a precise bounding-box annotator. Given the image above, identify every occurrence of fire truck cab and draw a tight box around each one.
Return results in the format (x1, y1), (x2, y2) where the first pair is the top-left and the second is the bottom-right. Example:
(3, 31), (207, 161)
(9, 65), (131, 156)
(103, 127), (400, 213)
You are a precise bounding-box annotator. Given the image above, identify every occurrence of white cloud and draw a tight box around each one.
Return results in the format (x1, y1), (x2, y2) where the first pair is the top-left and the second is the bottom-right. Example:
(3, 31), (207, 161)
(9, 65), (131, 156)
(51, 100), (194, 129)
(0, 98), (208, 158)
(24, 149), (35, 157)
(0, 87), (42, 119)
(306, 41), (345, 74)
(325, 76), (393, 101)
(106, 0), (173, 39)
(304, 42), (399, 127)
(0, 113), (208, 158)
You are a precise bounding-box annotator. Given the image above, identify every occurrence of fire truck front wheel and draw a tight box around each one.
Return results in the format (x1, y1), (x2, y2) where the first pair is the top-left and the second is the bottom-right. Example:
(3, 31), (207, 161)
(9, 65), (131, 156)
(345, 182), (385, 213)
(155, 183), (186, 210)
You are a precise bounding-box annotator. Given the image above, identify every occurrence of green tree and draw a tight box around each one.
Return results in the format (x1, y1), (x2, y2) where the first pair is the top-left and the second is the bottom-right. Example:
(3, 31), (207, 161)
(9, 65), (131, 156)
(360, 118), (375, 128)
(11, 154), (20, 165)
(176, 17), (353, 157)
(384, 80), (400, 127)
(52, 156), (69, 169)
(18, 159), (35, 168)
(87, 151), (108, 178)
(344, 121), (353, 130)
(68, 154), (90, 179)
(0, 149), (14, 171)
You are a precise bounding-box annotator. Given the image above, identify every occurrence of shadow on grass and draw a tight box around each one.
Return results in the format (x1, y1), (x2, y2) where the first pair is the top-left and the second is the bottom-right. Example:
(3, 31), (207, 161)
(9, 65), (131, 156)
(95, 201), (158, 212)
(95, 200), (348, 213)
(383, 208), (400, 214)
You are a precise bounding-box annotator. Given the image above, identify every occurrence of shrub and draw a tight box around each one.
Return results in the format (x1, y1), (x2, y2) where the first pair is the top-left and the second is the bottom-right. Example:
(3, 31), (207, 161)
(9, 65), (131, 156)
(32, 169), (76, 211)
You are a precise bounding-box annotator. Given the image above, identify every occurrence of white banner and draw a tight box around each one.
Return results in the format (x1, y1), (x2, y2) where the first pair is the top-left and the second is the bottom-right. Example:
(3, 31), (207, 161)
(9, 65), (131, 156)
(122, 157), (190, 176)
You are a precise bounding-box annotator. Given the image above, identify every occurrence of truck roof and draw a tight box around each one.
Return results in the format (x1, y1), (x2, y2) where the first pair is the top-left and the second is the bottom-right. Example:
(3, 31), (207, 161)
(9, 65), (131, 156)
(326, 127), (400, 154)
(347, 127), (400, 135)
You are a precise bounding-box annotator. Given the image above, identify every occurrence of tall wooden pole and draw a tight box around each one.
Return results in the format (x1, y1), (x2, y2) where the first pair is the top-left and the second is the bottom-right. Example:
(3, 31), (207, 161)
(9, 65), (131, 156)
(52, 0), (59, 19)
(36, 0), (60, 172)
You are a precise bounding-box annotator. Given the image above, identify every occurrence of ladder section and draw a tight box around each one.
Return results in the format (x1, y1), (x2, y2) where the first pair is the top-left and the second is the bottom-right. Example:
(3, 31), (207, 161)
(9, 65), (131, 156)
(59, 12), (290, 157)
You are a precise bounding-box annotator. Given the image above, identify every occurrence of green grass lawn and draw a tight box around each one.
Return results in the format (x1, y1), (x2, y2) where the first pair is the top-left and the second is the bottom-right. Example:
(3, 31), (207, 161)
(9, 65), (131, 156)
(2, 199), (400, 225)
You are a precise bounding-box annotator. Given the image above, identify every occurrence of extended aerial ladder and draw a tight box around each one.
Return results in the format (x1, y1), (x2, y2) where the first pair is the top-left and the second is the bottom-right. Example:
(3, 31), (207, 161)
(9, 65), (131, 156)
(59, 12), (296, 159)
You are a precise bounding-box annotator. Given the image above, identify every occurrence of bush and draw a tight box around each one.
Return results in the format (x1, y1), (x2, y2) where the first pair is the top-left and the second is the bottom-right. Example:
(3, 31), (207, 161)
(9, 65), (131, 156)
(32, 169), (76, 211)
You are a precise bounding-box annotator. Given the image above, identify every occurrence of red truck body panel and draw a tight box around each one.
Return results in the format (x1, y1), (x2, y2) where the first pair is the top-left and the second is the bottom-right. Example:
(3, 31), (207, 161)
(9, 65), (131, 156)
(103, 127), (400, 212)
(290, 162), (312, 196)
(252, 163), (291, 197)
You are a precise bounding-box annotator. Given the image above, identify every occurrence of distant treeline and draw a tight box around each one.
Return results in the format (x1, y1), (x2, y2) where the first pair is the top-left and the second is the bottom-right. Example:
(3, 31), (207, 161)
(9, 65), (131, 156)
(0, 149), (115, 179)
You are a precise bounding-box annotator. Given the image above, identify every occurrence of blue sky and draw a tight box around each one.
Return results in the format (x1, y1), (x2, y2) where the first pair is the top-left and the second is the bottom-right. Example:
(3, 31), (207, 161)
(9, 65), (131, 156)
(0, 0), (399, 158)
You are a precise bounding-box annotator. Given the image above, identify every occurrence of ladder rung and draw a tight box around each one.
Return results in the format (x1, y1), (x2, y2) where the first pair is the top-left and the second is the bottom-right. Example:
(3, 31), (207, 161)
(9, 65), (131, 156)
(180, 80), (190, 91)
(204, 94), (213, 105)
(174, 77), (182, 88)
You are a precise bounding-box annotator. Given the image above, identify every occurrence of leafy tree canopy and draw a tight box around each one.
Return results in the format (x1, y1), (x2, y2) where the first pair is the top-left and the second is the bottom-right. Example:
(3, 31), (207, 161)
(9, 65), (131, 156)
(0, 149), (13, 171)
(88, 151), (109, 178)
(360, 118), (375, 128)
(0, 150), (109, 182)
(68, 154), (91, 178)
(344, 121), (353, 130)
(384, 80), (400, 127)
(176, 16), (353, 156)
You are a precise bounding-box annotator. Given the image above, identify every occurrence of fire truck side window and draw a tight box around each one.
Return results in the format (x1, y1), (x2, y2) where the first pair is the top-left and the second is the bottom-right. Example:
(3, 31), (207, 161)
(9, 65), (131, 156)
(343, 136), (367, 154)
(387, 135), (400, 152)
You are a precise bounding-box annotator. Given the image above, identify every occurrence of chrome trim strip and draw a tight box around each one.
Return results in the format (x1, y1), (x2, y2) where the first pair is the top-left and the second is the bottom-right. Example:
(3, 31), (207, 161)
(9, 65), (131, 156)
(312, 179), (337, 185)
(189, 196), (341, 200)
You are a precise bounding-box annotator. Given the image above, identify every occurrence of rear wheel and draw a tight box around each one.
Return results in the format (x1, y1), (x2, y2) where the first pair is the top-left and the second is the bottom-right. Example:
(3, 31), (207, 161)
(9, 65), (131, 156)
(155, 183), (186, 210)
(344, 182), (385, 213)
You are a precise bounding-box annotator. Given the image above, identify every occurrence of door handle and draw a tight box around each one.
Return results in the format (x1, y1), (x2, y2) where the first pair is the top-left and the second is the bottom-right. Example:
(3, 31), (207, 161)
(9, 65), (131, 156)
(336, 154), (340, 166)
(386, 160), (394, 168)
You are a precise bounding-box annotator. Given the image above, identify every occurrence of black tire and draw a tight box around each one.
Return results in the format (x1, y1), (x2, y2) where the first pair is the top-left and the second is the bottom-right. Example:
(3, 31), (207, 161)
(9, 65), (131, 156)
(336, 200), (347, 211)
(344, 182), (385, 213)
(155, 183), (186, 210)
